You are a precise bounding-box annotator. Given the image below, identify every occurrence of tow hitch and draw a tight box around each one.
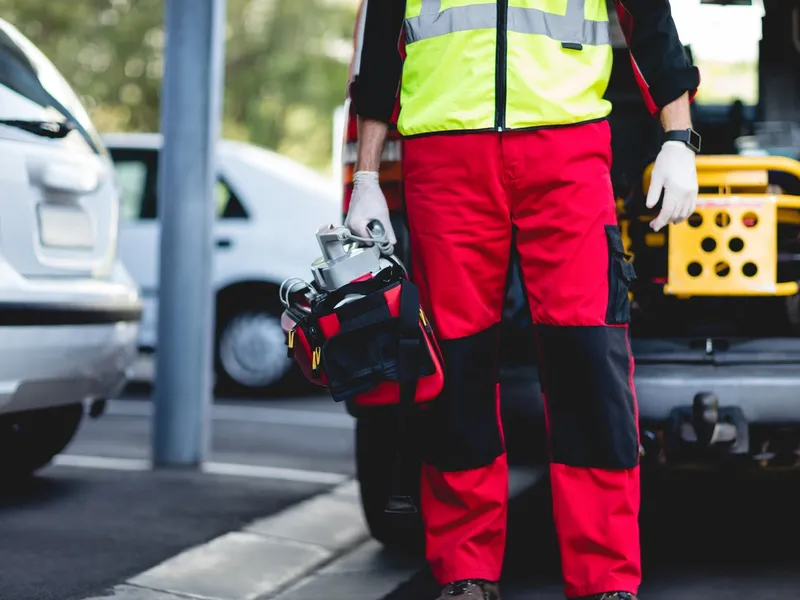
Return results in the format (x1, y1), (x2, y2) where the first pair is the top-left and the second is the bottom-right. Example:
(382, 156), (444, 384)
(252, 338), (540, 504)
(666, 392), (750, 460)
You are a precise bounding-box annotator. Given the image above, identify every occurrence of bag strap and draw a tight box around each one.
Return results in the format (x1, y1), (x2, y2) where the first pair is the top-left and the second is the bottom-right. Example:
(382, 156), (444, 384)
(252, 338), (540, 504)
(397, 279), (420, 396)
(384, 279), (422, 515)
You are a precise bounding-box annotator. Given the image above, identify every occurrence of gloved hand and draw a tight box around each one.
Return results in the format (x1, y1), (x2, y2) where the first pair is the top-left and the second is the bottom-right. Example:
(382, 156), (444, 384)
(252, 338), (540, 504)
(645, 140), (699, 232)
(345, 171), (397, 245)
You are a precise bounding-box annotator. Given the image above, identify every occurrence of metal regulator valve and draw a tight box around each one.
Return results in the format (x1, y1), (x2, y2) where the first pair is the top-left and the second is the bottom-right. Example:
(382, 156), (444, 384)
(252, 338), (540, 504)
(279, 219), (403, 315)
(346, 219), (395, 257)
(308, 219), (403, 294)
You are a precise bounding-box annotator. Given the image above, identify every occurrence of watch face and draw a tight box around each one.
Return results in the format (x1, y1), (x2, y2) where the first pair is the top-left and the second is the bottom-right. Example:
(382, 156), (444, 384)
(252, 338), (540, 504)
(668, 129), (701, 153)
(688, 129), (702, 153)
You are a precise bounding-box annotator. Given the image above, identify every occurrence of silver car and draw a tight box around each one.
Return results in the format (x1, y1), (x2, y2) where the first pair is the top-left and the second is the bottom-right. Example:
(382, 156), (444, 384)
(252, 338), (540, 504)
(0, 19), (141, 477)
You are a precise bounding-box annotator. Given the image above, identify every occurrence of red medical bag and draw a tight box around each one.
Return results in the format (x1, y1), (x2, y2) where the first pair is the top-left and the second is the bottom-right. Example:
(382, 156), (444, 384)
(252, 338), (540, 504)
(281, 262), (445, 415)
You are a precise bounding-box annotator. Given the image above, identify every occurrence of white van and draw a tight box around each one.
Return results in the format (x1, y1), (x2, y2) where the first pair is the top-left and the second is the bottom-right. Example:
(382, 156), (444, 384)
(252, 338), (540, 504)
(103, 133), (341, 395)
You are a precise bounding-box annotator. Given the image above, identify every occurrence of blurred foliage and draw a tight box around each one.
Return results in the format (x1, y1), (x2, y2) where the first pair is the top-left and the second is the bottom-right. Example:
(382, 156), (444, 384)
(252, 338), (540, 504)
(0, 0), (357, 173)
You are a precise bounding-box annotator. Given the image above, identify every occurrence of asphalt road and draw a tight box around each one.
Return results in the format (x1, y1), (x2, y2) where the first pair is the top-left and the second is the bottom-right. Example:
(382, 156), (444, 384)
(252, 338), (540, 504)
(0, 392), (355, 600)
(386, 468), (800, 599)
(3, 387), (800, 600)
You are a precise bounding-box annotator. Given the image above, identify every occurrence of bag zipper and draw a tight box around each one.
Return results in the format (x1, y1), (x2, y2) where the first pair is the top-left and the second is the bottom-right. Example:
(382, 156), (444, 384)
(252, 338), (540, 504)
(306, 322), (323, 378)
(311, 346), (322, 377)
(285, 306), (310, 359)
(419, 308), (445, 368)
(285, 306), (323, 378)
(287, 328), (296, 358)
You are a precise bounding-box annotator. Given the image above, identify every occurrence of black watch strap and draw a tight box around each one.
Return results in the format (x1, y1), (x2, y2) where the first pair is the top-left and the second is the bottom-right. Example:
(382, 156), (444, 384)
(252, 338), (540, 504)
(664, 129), (702, 154)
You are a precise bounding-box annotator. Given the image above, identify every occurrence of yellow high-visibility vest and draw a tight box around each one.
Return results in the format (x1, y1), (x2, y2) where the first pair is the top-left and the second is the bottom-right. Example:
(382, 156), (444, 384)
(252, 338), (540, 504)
(398, 0), (614, 137)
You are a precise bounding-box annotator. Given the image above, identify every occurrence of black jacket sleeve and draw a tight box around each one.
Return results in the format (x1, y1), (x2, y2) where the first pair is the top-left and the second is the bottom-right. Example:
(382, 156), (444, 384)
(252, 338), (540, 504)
(349, 0), (406, 124)
(613, 0), (700, 115)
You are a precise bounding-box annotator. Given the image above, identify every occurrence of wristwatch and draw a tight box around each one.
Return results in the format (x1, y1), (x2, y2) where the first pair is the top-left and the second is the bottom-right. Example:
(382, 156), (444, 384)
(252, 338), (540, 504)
(664, 128), (702, 154)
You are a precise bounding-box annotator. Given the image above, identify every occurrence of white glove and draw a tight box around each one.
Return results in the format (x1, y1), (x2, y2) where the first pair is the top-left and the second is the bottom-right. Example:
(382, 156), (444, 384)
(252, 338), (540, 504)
(345, 171), (397, 245)
(646, 140), (699, 232)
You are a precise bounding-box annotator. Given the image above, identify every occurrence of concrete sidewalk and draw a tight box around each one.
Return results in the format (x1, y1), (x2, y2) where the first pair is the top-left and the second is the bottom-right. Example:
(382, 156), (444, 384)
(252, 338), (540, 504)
(69, 466), (545, 600)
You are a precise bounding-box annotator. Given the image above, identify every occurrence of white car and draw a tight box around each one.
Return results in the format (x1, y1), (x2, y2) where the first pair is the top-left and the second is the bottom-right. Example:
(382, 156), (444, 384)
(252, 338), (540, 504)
(102, 132), (341, 395)
(0, 20), (141, 477)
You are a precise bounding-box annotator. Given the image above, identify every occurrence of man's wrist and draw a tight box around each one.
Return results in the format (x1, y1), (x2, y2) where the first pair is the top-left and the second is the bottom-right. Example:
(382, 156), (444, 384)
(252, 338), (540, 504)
(659, 91), (692, 131)
(356, 117), (389, 172)
(356, 157), (382, 172)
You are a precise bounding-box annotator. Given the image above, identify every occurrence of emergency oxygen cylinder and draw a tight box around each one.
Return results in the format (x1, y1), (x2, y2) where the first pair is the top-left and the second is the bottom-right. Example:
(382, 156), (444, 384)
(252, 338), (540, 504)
(310, 220), (395, 308)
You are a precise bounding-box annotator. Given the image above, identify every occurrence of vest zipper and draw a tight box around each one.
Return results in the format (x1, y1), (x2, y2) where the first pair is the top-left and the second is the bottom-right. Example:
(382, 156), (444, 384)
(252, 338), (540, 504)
(495, 0), (509, 130)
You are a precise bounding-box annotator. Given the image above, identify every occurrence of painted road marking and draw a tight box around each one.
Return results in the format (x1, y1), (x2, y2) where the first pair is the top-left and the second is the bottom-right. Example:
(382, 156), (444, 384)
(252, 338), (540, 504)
(106, 399), (354, 429)
(53, 455), (151, 471)
(54, 454), (348, 485)
(201, 462), (347, 485)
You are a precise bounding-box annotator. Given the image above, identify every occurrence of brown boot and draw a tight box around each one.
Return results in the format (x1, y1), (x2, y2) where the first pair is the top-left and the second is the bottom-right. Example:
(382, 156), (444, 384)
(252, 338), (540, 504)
(436, 579), (501, 600)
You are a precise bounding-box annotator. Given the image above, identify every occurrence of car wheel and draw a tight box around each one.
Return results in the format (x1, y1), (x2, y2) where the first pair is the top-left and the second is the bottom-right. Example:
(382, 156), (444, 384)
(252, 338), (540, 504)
(355, 410), (425, 556)
(0, 404), (84, 479)
(215, 301), (297, 397)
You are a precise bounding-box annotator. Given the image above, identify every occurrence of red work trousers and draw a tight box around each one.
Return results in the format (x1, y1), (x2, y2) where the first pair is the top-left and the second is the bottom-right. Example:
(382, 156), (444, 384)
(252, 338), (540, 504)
(403, 121), (641, 598)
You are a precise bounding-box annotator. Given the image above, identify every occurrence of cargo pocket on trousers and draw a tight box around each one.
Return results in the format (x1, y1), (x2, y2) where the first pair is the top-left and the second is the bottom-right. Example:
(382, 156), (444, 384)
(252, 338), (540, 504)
(605, 224), (637, 325)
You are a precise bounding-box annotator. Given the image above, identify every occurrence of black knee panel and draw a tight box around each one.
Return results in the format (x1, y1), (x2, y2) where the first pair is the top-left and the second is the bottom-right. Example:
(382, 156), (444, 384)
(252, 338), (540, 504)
(535, 324), (639, 470)
(422, 324), (505, 472)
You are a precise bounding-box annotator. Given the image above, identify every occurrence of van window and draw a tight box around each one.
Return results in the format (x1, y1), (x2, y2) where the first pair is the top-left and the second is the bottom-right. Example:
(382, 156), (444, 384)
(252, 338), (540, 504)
(109, 149), (158, 220)
(116, 161), (150, 221)
(215, 179), (248, 219)
(110, 146), (248, 221)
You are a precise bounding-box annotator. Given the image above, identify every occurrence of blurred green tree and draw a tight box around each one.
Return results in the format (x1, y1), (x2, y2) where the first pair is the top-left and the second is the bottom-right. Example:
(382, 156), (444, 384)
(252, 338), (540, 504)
(0, 0), (356, 172)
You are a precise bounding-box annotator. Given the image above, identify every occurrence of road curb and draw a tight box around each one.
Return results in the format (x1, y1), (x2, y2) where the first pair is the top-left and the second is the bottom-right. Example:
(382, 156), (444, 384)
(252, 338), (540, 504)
(81, 467), (546, 600)
(262, 466), (547, 600)
(82, 480), (369, 600)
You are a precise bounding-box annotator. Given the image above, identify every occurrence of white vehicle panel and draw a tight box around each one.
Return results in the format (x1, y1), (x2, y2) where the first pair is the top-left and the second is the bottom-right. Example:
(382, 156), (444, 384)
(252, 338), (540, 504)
(107, 133), (341, 351)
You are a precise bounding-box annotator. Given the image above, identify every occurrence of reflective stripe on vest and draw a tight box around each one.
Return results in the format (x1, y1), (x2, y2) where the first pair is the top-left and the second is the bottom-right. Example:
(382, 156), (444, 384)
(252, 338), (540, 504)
(397, 0), (614, 137)
(405, 0), (611, 47)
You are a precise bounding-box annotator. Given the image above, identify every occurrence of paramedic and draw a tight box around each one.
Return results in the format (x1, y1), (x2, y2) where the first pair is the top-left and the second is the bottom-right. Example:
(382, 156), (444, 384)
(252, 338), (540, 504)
(345, 1), (701, 599)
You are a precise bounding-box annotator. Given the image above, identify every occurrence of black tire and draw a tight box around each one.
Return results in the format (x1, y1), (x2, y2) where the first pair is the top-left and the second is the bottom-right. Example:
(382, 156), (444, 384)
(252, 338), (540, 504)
(0, 404), (83, 479)
(214, 292), (306, 398)
(355, 410), (425, 556)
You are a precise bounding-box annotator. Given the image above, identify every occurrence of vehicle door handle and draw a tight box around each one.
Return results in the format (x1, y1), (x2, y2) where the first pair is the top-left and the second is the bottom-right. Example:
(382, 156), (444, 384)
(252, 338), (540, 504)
(216, 238), (233, 248)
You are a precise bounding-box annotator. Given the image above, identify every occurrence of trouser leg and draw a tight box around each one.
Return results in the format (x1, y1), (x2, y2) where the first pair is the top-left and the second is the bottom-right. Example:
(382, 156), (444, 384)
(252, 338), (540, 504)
(506, 121), (642, 598)
(403, 132), (510, 585)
